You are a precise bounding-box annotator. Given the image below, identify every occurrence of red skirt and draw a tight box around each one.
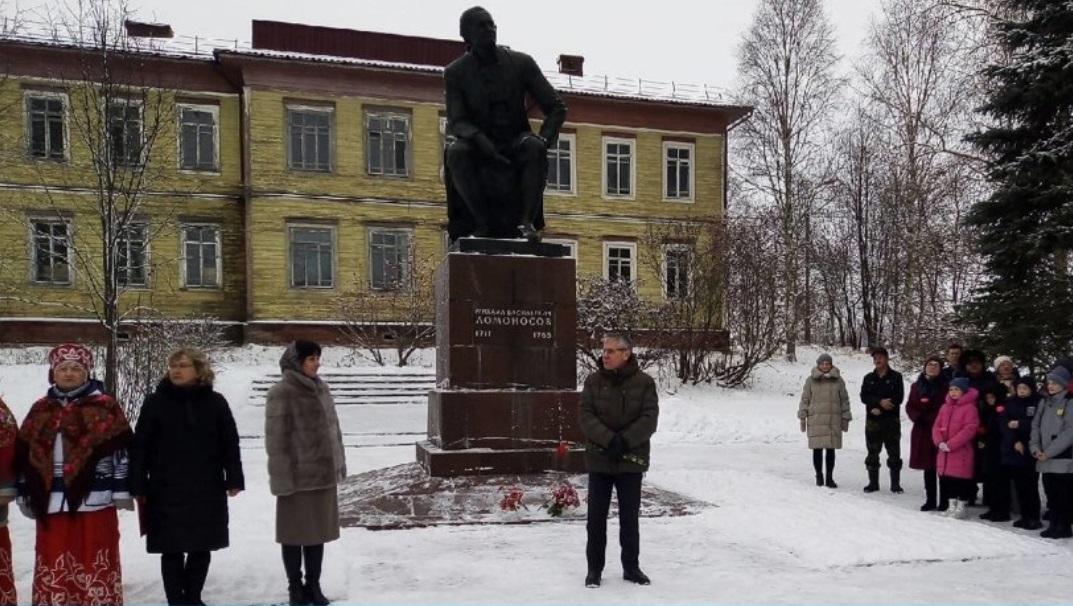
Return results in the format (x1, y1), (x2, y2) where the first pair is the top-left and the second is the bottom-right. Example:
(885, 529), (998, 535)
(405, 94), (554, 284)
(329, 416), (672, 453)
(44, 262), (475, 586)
(33, 508), (123, 606)
(0, 526), (15, 606)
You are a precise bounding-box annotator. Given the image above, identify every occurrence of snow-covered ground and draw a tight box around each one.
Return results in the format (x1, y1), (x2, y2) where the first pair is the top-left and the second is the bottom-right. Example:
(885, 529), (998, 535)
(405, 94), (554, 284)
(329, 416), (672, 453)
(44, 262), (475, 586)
(1, 345), (1071, 604)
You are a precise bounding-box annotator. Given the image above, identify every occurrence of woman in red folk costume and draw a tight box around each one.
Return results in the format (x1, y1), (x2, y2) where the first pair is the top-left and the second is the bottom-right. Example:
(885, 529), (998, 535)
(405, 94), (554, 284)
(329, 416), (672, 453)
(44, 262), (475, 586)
(15, 343), (134, 606)
(0, 396), (19, 606)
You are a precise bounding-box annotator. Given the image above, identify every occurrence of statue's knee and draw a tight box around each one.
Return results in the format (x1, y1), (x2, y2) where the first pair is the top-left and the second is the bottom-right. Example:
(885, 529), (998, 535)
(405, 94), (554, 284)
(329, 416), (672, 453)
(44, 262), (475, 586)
(517, 135), (545, 160)
(446, 140), (474, 168)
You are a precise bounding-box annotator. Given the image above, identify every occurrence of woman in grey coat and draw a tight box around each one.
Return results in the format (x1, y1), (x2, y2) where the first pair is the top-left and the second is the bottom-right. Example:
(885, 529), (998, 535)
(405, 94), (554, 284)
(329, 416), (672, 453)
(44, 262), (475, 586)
(1030, 366), (1073, 539)
(265, 340), (347, 605)
(798, 353), (852, 488)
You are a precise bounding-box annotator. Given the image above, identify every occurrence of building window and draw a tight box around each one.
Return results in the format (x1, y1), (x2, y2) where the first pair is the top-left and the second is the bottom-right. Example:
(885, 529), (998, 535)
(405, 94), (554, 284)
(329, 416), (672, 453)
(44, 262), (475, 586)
(289, 224), (334, 288)
(664, 142), (694, 201)
(439, 115), (449, 183)
(544, 238), (578, 260)
(603, 137), (635, 198)
(664, 244), (693, 299)
(287, 107), (333, 172)
(107, 100), (143, 166)
(369, 228), (411, 290)
(25, 93), (67, 161)
(366, 111), (410, 177)
(546, 134), (576, 195)
(603, 241), (636, 282)
(116, 222), (149, 287)
(178, 105), (218, 172)
(30, 219), (72, 285)
(181, 224), (221, 288)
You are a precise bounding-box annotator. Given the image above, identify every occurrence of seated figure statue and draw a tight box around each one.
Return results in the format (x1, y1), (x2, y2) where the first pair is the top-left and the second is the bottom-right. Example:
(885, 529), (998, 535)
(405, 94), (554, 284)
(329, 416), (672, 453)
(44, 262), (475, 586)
(443, 6), (567, 242)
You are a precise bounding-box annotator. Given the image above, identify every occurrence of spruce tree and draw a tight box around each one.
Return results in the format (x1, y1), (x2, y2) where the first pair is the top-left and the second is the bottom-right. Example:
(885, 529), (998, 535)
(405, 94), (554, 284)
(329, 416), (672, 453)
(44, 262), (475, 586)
(961, 1), (1073, 372)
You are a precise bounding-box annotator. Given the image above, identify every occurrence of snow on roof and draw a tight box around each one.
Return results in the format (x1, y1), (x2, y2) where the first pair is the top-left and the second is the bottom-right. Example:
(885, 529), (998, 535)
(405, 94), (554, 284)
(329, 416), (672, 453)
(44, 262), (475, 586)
(3, 21), (733, 108)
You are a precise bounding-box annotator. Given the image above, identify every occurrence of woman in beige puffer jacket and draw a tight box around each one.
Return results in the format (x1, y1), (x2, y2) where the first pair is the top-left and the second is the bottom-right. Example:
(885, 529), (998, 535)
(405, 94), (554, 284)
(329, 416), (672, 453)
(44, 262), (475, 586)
(798, 353), (852, 488)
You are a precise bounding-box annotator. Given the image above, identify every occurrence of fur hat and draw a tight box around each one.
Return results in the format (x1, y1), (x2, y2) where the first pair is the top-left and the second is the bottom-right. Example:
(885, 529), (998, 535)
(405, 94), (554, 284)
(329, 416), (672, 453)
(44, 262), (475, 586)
(47, 343), (93, 383)
(816, 353), (833, 366)
(992, 355), (1013, 371)
(950, 377), (970, 393)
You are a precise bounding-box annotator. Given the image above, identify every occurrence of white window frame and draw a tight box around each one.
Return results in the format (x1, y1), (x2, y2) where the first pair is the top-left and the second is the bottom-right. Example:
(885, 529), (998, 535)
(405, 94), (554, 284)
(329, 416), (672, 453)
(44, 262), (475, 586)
(663, 141), (695, 202)
(287, 223), (336, 289)
(116, 221), (150, 288)
(106, 98), (145, 167)
(544, 238), (578, 261)
(365, 110), (412, 178)
(286, 105), (334, 172)
(439, 115), (449, 183)
(663, 243), (694, 299)
(603, 241), (637, 283)
(24, 91), (69, 162)
(602, 136), (636, 200)
(27, 216), (73, 286)
(179, 223), (222, 289)
(177, 103), (220, 174)
(367, 227), (413, 291)
(545, 133), (577, 196)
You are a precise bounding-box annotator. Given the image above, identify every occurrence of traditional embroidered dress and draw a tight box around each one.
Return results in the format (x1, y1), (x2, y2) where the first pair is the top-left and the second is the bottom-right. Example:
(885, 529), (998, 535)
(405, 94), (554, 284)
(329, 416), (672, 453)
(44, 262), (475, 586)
(16, 344), (133, 606)
(0, 397), (19, 606)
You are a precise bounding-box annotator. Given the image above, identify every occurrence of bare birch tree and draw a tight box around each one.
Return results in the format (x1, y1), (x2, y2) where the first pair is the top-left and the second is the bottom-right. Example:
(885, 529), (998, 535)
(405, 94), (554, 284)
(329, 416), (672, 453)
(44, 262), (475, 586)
(735, 0), (842, 361)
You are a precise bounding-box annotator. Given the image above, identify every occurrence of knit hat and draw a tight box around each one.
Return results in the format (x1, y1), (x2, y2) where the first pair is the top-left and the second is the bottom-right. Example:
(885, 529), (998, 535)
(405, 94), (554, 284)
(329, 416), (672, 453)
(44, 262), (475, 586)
(47, 343), (94, 383)
(992, 355), (1013, 371)
(950, 377), (970, 392)
(1047, 367), (1072, 390)
(816, 353), (833, 366)
(1014, 374), (1038, 393)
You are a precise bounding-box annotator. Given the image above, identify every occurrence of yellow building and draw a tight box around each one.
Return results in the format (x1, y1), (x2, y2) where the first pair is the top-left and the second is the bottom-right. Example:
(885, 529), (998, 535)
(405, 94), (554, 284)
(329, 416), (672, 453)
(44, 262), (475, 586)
(0, 20), (749, 344)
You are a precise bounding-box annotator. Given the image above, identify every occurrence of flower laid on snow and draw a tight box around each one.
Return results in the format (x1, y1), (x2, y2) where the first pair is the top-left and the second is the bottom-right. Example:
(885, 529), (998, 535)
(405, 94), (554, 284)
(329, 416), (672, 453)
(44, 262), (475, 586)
(542, 481), (581, 517)
(498, 485), (526, 512)
(555, 441), (572, 458)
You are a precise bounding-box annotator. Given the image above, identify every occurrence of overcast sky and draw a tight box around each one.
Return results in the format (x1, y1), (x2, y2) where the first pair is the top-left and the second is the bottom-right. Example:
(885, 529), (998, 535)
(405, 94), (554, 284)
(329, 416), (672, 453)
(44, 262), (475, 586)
(6, 0), (885, 90)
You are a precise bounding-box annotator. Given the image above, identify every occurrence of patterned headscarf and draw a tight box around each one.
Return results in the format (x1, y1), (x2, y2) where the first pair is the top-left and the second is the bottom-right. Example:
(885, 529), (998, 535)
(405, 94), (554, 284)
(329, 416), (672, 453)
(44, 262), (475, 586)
(47, 343), (94, 384)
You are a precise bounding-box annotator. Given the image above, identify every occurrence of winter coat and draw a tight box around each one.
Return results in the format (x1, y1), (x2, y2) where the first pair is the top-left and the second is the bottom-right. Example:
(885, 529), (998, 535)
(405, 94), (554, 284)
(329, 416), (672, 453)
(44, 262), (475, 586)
(970, 373), (1005, 481)
(128, 380), (244, 553)
(906, 373), (948, 470)
(265, 370), (347, 496)
(579, 356), (659, 474)
(797, 367), (851, 449)
(860, 368), (905, 420)
(933, 388), (980, 480)
(998, 393), (1038, 469)
(1030, 390), (1073, 475)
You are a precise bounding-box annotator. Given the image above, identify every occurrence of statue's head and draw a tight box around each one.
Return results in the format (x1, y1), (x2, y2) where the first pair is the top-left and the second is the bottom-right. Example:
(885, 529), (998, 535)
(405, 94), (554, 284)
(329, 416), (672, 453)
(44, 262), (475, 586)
(459, 6), (496, 50)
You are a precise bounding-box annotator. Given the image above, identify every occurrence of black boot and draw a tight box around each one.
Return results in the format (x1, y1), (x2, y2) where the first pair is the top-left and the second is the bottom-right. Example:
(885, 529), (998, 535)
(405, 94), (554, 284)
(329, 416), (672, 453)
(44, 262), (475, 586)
(825, 476), (838, 489)
(585, 570), (601, 588)
(890, 468), (904, 494)
(305, 582), (330, 606)
(288, 582), (310, 606)
(863, 469), (880, 493)
(816, 473), (824, 487)
(623, 567), (651, 585)
(921, 470), (937, 511)
(824, 449), (837, 488)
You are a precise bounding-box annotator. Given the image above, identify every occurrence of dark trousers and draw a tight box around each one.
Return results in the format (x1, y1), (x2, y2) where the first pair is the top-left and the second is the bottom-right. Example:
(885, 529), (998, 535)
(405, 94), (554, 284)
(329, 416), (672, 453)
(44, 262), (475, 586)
(940, 476), (975, 504)
(445, 134), (546, 231)
(586, 472), (642, 573)
(923, 467), (937, 506)
(1008, 467), (1041, 521)
(161, 551), (211, 605)
(812, 448), (835, 478)
(282, 544), (325, 586)
(864, 418), (902, 471)
(1042, 473), (1073, 529)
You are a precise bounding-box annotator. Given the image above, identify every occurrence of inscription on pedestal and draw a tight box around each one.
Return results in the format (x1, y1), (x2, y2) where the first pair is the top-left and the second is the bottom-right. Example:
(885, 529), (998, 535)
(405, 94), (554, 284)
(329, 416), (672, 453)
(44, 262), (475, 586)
(472, 304), (554, 345)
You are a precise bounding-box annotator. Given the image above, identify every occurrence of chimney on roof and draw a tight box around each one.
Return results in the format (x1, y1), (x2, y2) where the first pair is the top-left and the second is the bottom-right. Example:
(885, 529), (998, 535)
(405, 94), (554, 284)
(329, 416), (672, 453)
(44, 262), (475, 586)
(557, 54), (584, 77)
(124, 20), (174, 39)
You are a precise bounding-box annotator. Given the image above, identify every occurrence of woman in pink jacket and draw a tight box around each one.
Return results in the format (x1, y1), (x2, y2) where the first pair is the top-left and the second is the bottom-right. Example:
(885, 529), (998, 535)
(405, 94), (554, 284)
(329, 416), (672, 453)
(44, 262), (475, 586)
(932, 377), (981, 519)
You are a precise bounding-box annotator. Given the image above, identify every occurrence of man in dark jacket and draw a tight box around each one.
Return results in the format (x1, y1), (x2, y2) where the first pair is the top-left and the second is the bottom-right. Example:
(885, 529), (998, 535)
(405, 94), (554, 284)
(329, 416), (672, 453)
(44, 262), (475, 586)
(860, 347), (905, 493)
(941, 343), (963, 381)
(579, 333), (658, 589)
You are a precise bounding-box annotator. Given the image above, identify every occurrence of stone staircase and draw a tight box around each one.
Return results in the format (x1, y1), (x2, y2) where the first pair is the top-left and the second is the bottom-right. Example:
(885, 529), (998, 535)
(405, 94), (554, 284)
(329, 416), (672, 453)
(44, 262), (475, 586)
(248, 367), (437, 406)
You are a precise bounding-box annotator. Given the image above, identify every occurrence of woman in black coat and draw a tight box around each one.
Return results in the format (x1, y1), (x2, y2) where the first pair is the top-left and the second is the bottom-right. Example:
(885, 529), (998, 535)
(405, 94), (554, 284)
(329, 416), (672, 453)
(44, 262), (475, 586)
(129, 347), (244, 606)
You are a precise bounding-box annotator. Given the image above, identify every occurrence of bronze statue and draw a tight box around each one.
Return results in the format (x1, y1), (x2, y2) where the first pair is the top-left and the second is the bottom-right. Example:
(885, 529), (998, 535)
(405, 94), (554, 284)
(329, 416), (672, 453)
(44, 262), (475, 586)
(444, 6), (567, 242)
